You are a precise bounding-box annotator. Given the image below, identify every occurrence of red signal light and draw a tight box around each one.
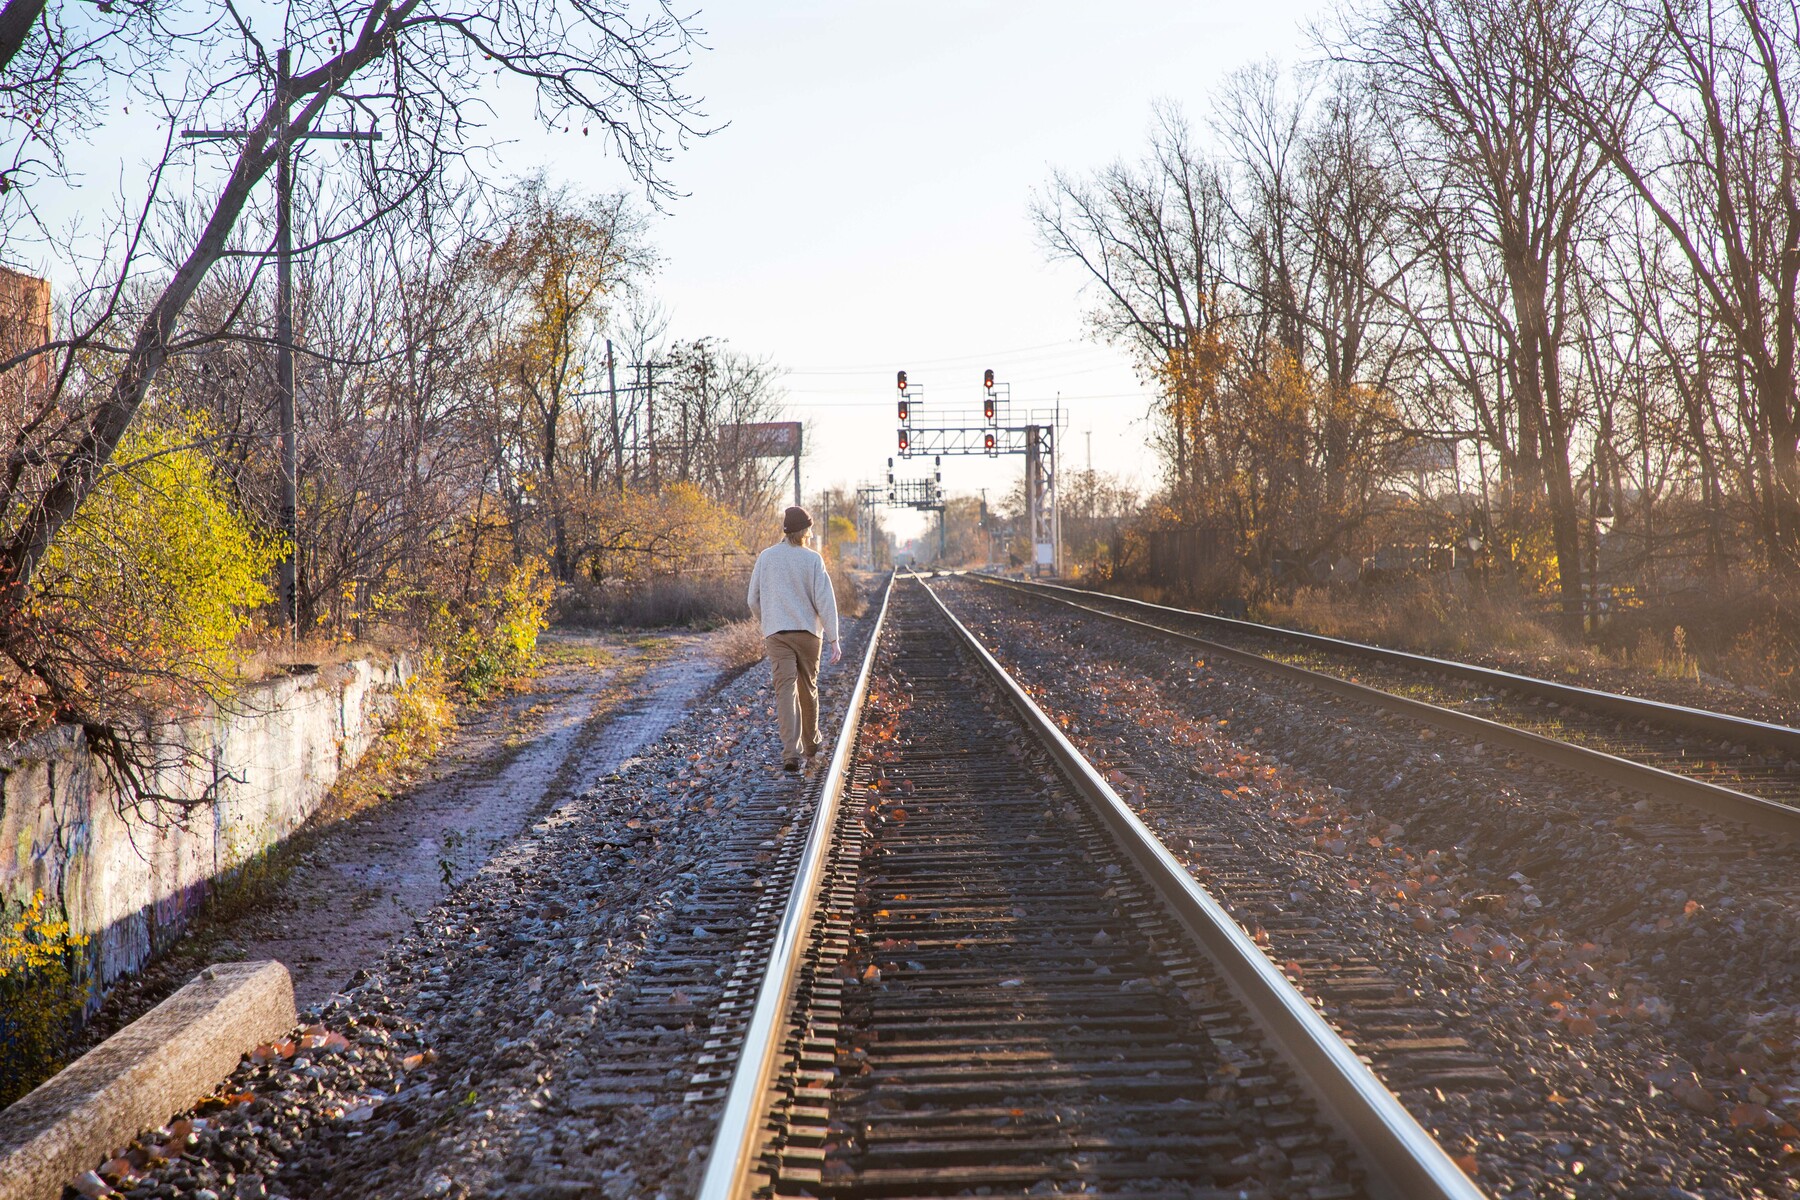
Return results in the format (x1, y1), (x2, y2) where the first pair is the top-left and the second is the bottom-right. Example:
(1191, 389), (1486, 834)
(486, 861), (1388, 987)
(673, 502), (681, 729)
(983, 396), (995, 421)
(899, 399), (910, 421)
(898, 430), (910, 451)
(983, 368), (994, 390)
(897, 370), (908, 391)
(983, 432), (996, 451)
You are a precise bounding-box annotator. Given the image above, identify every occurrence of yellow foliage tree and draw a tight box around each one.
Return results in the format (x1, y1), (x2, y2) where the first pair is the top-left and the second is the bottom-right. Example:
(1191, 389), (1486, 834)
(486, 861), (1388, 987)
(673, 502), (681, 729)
(477, 181), (645, 579)
(22, 416), (286, 720)
(570, 482), (750, 586)
(1153, 330), (1400, 582)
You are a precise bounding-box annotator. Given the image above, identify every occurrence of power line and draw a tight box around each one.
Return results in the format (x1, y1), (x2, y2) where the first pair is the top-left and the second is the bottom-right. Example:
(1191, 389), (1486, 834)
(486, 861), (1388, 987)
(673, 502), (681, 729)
(775, 339), (1116, 375)
(777, 389), (1153, 407)
(784, 360), (1128, 385)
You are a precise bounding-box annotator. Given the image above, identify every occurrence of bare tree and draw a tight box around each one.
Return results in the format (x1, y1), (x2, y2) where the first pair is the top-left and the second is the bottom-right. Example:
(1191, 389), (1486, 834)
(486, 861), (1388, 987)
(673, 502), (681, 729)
(0, 0), (706, 620)
(1215, 65), (1418, 517)
(475, 178), (648, 579)
(1553, 0), (1800, 576)
(1032, 103), (1234, 500)
(0, 0), (166, 233)
(1329, 0), (1642, 624)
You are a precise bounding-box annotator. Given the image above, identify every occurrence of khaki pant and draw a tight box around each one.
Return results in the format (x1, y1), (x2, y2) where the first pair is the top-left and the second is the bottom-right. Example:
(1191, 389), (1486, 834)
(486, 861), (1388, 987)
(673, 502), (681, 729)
(765, 630), (823, 763)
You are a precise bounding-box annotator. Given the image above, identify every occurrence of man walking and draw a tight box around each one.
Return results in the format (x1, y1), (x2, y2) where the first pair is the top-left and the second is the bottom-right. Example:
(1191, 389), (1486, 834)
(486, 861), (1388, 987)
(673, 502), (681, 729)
(747, 505), (842, 772)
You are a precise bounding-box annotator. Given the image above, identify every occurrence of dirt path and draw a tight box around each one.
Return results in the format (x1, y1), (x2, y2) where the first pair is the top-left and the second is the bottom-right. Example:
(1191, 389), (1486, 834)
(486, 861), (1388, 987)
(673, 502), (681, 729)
(81, 628), (732, 1033)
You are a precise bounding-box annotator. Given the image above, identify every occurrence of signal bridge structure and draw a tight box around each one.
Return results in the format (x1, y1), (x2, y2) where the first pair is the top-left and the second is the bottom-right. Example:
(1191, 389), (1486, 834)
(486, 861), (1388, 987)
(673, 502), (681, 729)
(884, 368), (1064, 575)
(853, 465), (947, 562)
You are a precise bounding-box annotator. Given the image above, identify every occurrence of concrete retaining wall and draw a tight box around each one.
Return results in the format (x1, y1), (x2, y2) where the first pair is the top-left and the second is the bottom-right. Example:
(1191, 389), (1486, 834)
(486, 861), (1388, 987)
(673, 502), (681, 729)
(0, 657), (409, 994)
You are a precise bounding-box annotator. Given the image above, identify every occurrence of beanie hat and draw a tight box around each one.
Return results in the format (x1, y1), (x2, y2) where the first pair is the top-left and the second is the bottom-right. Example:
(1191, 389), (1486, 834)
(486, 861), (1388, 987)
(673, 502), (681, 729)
(782, 505), (813, 534)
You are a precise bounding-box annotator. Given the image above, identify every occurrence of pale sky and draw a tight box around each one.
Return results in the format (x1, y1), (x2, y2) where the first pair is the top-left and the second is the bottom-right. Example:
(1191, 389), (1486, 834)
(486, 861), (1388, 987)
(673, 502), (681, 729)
(38, 0), (1332, 542)
(634, 1), (1331, 539)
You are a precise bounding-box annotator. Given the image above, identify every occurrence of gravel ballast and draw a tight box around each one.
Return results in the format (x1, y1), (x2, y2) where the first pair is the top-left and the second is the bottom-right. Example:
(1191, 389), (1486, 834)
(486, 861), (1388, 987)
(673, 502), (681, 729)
(940, 577), (1800, 1200)
(62, 615), (872, 1200)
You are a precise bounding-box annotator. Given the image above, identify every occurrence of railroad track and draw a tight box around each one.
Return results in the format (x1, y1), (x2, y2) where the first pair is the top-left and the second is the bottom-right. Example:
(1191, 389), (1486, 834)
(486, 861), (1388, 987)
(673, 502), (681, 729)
(698, 575), (1480, 1200)
(976, 575), (1800, 836)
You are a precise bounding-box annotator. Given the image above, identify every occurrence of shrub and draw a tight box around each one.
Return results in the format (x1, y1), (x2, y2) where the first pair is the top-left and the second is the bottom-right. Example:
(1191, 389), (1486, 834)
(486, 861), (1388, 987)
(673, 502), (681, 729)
(1262, 578), (1574, 663)
(423, 556), (555, 698)
(0, 890), (90, 1106)
(570, 483), (752, 588)
(23, 416), (286, 719)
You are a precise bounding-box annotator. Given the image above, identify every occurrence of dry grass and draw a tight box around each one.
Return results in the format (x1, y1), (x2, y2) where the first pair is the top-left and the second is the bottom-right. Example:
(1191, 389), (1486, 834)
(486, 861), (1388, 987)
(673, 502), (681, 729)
(239, 632), (407, 683)
(827, 554), (867, 619)
(1260, 581), (1592, 670)
(1671, 584), (1800, 696)
(555, 574), (749, 627)
(1260, 577), (1800, 697)
(712, 617), (768, 671)
(1622, 625), (1702, 682)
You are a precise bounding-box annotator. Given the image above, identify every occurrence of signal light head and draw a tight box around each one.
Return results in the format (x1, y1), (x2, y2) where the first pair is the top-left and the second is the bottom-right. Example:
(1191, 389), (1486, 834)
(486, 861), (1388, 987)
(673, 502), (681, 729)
(899, 399), (910, 421)
(983, 368), (994, 390)
(897, 369), (908, 391)
(983, 397), (995, 420)
(898, 430), (910, 451)
(983, 432), (996, 451)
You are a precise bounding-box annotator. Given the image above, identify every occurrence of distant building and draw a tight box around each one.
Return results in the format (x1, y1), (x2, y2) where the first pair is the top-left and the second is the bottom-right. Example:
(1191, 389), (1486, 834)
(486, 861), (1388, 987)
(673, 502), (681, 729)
(0, 265), (52, 412)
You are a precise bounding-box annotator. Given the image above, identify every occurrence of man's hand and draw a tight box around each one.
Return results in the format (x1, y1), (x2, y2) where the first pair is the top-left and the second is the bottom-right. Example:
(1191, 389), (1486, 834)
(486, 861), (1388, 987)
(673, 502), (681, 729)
(828, 640), (843, 666)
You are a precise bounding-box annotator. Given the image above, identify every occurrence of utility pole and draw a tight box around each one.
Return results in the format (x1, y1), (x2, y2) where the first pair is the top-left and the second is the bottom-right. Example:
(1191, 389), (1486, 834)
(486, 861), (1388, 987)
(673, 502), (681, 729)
(182, 46), (379, 636)
(644, 360), (659, 487)
(936, 457), (945, 561)
(275, 47), (295, 633)
(607, 338), (623, 494)
(979, 487), (991, 567)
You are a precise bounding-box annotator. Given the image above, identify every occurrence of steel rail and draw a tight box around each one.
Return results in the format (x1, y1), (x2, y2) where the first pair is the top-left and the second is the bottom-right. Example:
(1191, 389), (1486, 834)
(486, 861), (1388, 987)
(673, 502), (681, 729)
(998, 575), (1800, 760)
(695, 572), (894, 1200)
(976, 574), (1800, 837)
(917, 575), (1486, 1200)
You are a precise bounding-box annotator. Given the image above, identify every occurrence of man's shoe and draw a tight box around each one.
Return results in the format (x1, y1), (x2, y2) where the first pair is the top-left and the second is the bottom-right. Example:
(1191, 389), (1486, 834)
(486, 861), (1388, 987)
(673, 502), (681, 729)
(783, 759), (802, 773)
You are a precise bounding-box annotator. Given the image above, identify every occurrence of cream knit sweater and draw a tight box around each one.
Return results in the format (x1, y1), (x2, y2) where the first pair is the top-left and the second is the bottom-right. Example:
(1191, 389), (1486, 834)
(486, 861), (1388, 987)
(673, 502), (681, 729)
(746, 541), (840, 642)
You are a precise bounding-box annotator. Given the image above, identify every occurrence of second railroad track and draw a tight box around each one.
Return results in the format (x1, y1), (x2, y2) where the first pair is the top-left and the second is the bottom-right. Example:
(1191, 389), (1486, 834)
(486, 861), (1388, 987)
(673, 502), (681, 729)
(976, 575), (1800, 836)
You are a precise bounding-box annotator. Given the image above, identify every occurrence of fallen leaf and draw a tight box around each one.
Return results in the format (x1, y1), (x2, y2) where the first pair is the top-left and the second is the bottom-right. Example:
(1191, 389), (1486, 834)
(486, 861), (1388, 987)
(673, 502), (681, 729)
(69, 1171), (115, 1199)
(1672, 1080), (1718, 1114)
(1730, 1102), (1775, 1130)
(98, 1157), (138, 1185)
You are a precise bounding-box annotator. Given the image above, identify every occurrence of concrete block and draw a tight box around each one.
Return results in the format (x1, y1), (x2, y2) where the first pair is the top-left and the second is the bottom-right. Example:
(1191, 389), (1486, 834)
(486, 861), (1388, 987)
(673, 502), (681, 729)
(0, 960), (296, 1200)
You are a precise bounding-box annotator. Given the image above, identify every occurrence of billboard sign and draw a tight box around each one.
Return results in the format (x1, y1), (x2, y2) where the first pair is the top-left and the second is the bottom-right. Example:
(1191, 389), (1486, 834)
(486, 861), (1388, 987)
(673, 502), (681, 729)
(720, 421), (802, 458)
